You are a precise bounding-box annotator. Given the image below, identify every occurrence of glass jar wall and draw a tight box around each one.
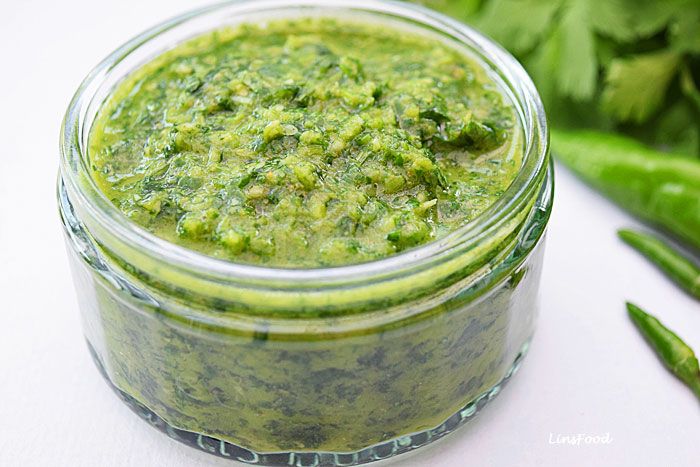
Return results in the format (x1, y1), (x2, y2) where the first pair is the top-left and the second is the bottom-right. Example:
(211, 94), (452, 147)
(58, 1), (552, 465)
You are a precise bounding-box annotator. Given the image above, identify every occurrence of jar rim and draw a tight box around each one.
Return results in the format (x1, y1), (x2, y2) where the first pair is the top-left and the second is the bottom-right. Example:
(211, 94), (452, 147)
(59, 0), (549, 286)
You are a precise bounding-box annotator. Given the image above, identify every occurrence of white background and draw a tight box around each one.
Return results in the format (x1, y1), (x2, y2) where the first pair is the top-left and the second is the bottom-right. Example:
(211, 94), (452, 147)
(1, 1), (698, 466)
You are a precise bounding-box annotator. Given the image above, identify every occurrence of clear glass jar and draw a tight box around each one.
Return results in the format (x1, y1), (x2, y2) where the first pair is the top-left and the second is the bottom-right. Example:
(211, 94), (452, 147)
(58, 0), (552, 465)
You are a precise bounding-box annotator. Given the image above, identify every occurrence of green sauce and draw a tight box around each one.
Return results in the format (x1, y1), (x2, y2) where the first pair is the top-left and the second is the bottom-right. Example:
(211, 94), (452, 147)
(89, 18), (520, 267)
(62, 13), (550, 458)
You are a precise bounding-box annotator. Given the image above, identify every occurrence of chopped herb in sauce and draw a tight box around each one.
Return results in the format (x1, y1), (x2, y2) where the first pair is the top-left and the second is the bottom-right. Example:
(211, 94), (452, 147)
(90, 18), (520, 267)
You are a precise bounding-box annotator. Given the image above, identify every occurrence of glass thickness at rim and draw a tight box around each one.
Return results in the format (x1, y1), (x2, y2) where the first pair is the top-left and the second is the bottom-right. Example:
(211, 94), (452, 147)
(60, 0), (548, 284)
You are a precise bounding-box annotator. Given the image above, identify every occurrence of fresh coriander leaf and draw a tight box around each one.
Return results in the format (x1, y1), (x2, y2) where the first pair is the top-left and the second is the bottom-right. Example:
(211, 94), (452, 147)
(416, 0), (483, 19)
(602, 50), (681, 123)
(653, 99), (700, 156)
(680, 64), (700, 114)
(588, 0), (636, 41)
(524, 0), (598, 104)
(475, 0), (561, 54)
(595, 35), (620, 68)
(591, 0), (686, 40)
(670, 8), (700, 54)
(548, 94), (614, 130)
(554, 0), (598, 100)
(627, 0), (685, 38)
(525, 24), (562, 110)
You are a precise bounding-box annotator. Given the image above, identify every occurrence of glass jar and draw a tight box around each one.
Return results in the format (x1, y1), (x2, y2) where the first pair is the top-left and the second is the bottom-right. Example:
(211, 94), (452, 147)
(58, 0), (552, 465)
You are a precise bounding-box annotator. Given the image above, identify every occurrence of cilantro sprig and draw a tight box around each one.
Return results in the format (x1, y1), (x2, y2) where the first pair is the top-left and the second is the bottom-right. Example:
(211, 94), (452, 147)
(418, 0), (700, 156)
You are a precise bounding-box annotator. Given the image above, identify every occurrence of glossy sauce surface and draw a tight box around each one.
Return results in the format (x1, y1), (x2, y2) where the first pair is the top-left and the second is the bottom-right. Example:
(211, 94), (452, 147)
(89, 18), (520, 267)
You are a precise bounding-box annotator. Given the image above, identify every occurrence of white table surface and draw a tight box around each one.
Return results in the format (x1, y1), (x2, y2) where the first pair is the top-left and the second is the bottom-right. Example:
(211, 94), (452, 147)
(1, 1), (698, 466)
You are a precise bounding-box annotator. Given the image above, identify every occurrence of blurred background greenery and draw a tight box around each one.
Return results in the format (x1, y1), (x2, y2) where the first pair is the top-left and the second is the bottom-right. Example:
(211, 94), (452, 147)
(415, 0), (700, 157)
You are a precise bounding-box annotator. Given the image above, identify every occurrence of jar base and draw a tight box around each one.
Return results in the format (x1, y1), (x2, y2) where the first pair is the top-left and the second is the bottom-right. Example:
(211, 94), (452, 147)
(87, 340), (530, 466)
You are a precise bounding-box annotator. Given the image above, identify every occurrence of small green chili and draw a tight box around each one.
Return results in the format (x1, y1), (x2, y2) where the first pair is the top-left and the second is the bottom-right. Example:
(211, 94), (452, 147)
(619, 229), (700, 300)
(627, 302), (700, 400)
(552, 129), (700, 250)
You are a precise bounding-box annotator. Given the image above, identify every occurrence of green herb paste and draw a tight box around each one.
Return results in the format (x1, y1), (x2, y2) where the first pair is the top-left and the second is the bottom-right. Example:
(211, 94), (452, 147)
(63, 14), (549, 458)
(89, 18), (520, 267)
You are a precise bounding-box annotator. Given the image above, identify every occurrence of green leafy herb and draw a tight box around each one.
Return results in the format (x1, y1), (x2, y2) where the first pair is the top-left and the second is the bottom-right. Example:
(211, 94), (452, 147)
(602, 50), (681, 123)
(476, 0), (560, 55)
(417, 0), (700, 156)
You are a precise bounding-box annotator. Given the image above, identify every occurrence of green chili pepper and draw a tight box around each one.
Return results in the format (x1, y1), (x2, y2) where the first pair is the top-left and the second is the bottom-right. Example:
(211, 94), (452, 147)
(619, 229), (700, 300)
(552, 128), (700, 250)
(626, 302), (700, 400)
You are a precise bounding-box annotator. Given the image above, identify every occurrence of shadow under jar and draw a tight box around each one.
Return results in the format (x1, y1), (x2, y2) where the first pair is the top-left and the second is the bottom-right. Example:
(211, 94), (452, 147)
(58, 0), (552, 465)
